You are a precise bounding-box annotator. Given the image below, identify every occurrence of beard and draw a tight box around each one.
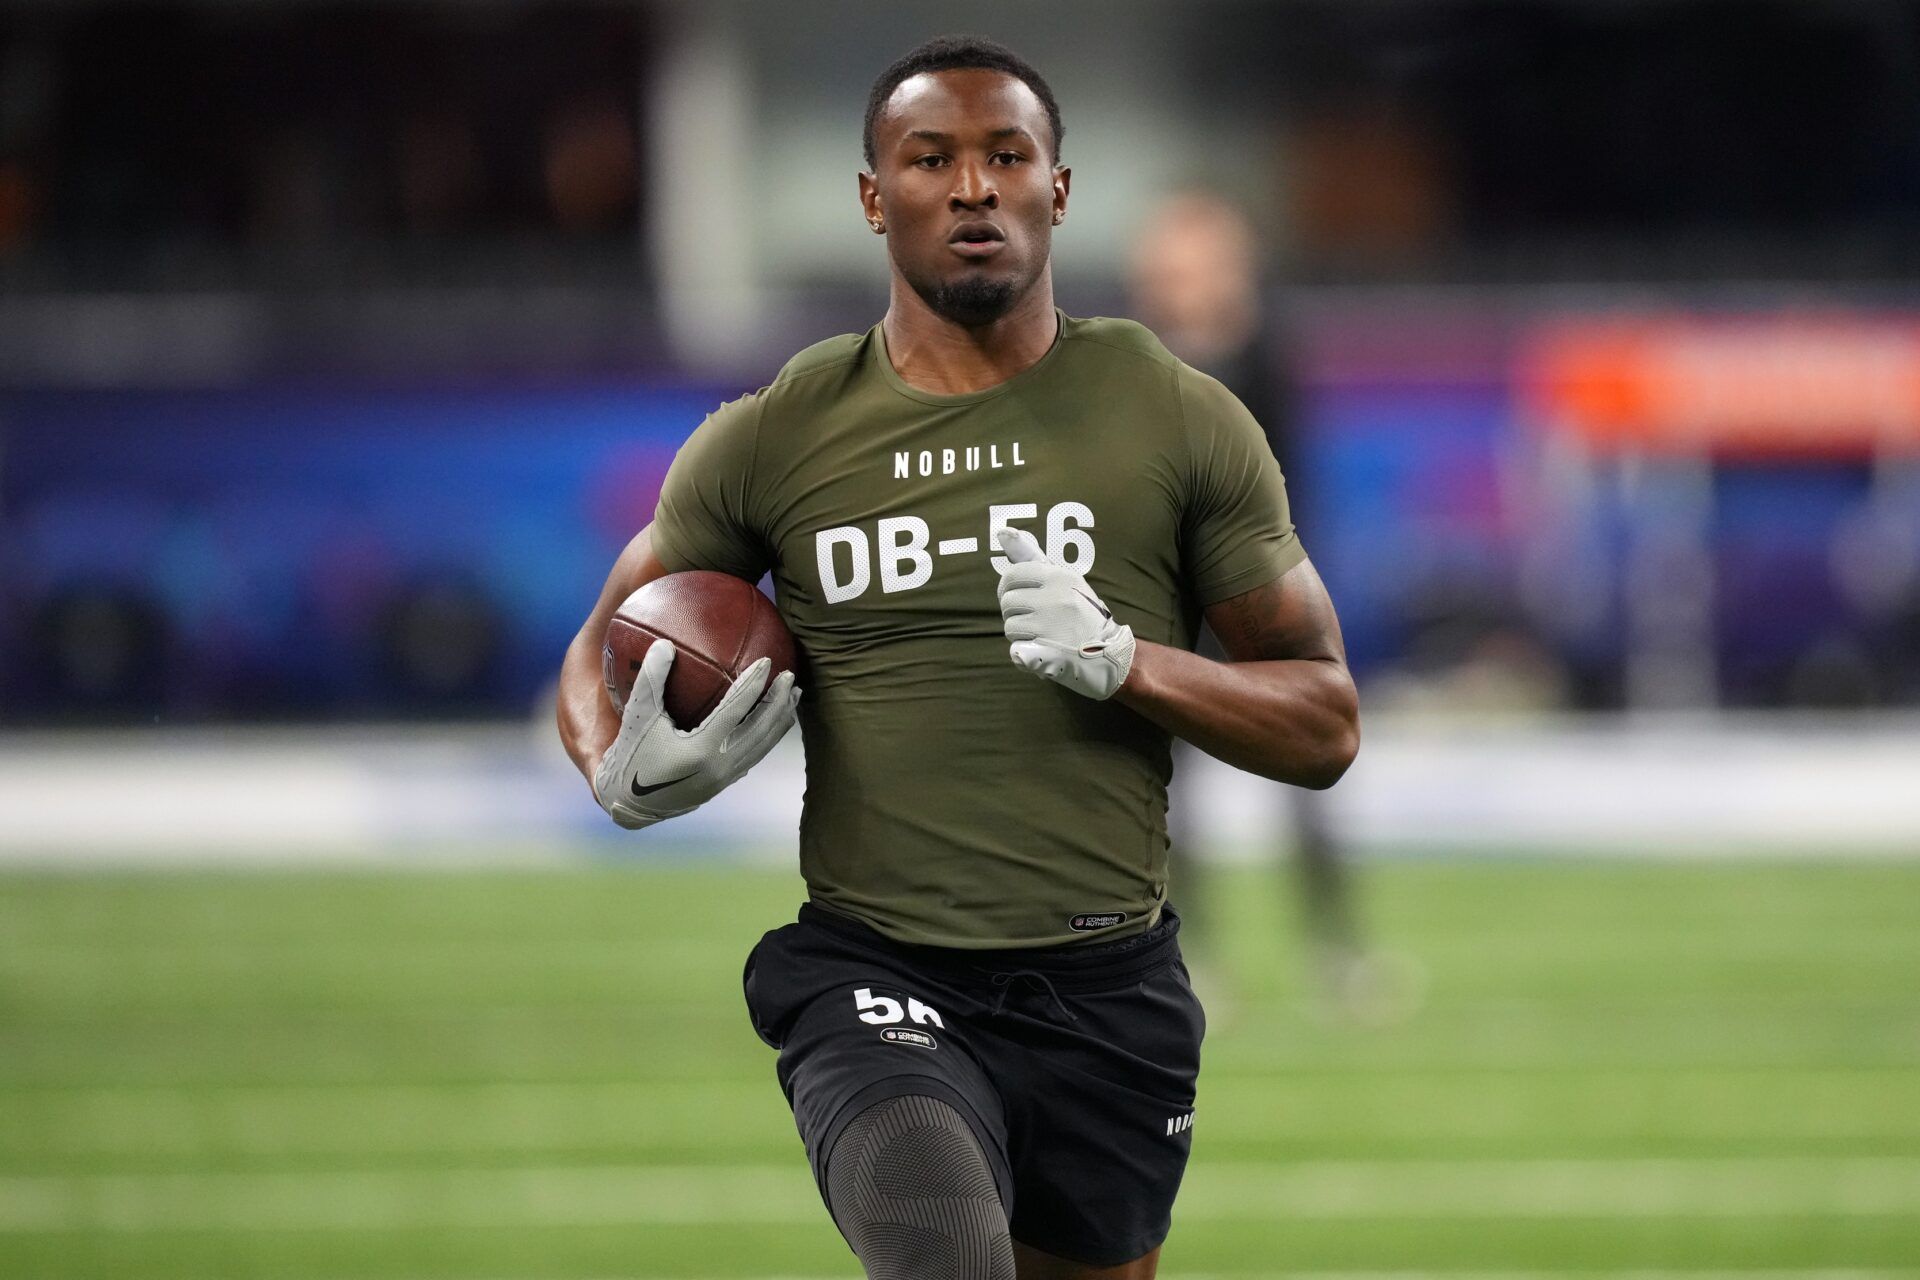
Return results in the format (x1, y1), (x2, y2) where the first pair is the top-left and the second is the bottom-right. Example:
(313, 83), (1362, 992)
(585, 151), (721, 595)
(903, 267), (1020, 328)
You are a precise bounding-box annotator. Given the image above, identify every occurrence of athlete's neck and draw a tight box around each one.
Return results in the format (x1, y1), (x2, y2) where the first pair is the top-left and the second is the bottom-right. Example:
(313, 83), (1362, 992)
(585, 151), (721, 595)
(880, 275), (1059, 396)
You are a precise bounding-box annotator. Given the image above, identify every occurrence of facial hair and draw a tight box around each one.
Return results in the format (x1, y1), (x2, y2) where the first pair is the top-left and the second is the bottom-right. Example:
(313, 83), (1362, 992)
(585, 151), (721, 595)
(900, 261), (1023, 328)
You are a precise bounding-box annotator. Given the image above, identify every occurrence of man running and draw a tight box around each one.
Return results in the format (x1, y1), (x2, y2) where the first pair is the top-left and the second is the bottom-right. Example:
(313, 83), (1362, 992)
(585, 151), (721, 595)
(556, 35), (1359, 1279)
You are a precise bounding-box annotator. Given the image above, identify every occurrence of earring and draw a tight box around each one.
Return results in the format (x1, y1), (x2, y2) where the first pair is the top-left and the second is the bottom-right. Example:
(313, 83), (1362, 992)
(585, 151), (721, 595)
(869, 219), (885, 233)
(1052, 212), (1064, 225)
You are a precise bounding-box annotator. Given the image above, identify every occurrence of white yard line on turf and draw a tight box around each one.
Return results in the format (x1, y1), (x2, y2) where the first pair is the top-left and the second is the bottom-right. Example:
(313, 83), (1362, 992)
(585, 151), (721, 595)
(1159, 1274), (1920, 1280)
(3, 1158), (1920, 1232)
(544, 1274), (1920, 1280)
(15, 1077), (1919, 1157)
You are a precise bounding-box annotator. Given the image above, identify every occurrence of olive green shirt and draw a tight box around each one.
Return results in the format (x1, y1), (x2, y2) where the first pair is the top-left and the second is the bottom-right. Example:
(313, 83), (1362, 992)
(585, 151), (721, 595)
(651, 311), (1304, 948)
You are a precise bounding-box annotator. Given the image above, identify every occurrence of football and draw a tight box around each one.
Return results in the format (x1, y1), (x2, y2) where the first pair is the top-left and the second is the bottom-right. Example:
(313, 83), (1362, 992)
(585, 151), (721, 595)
(602, 571), (796, 728)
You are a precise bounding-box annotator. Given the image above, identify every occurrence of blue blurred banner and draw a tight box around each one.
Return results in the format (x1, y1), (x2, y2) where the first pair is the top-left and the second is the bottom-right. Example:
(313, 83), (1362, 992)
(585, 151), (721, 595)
(4, 312), (1917, 724)
(0, 383), (730, 721)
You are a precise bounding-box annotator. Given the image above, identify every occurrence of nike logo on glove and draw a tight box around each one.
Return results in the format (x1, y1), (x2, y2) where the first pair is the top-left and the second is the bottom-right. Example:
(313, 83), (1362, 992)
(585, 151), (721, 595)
(1071, 586), (1113, 620)
(632, 772), (699, 797)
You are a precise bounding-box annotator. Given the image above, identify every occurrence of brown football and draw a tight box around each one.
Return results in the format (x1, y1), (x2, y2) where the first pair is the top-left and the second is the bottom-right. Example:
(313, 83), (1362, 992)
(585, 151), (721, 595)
(602, 571), (796, 728)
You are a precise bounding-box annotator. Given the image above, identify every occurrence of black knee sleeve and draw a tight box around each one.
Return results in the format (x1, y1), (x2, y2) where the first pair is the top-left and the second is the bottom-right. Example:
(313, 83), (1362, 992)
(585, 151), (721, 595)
(824, 1094), (1014, 1280)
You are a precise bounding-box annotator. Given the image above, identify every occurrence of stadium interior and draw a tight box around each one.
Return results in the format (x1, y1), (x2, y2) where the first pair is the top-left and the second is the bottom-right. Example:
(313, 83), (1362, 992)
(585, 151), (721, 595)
(2, 2), (1917, 1277)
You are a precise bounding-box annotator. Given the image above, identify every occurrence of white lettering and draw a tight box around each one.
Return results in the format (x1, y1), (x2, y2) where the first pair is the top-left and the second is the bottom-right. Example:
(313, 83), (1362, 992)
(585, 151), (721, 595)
(820, 502), (1099, 601)
(890, 442), (1023, 479)
(1046, 501), (1096, 571)
(987, 503), (1039, 573)
(855, 988), (904, 1025)
(906, 997), (944, 1028)
(816, 526), (871, 604)
(878, 516), (932, 593)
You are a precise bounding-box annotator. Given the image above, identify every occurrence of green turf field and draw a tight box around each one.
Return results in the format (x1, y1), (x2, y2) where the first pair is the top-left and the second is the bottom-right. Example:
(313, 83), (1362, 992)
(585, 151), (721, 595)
(2, 860), (1917, 1279)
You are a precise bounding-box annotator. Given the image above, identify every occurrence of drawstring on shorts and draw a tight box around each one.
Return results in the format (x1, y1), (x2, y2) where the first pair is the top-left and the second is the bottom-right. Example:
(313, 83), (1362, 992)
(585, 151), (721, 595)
(988, 969), (1080, 1023)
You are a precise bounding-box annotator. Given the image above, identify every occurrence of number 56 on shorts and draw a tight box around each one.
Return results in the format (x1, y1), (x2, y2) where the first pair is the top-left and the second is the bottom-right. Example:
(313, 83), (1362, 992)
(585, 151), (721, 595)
(853, 987), (945, 1028)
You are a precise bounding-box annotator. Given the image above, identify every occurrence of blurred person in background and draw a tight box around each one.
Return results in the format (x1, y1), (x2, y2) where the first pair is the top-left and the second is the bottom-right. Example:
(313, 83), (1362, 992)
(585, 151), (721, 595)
(1129, 191), (1375, 1011)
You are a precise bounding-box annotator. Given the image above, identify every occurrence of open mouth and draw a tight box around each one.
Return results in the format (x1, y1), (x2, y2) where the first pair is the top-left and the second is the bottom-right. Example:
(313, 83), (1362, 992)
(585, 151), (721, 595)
(950, 222), (1006, 258)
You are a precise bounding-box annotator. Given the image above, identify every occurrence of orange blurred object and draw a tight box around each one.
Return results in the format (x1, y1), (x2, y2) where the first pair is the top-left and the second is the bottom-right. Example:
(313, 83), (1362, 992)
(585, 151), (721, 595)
(1520, 315), (1920, 458)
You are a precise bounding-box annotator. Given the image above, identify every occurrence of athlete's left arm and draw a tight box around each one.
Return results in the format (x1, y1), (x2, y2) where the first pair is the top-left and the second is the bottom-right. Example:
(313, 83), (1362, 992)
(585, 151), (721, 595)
(1115, 557), (1359, 789)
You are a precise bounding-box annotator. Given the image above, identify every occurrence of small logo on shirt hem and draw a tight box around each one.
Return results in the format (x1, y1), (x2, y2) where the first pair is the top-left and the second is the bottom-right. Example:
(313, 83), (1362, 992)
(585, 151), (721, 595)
(880, 1027), (937, 1050)
(1069, 912), (1127, 931)
(1166, 1112), (1194, 1136)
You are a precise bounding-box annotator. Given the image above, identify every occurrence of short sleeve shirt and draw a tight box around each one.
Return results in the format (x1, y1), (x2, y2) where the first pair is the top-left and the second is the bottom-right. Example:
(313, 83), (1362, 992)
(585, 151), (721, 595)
(651, 311), (1303, 948)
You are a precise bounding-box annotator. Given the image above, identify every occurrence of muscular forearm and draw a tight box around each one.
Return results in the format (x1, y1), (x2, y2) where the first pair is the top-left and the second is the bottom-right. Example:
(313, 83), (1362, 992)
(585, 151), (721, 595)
(557, 525), (673, 789)
(1114, 639), (1359, 788)
(556, 628), (621, 784)
(993, 535), (1360, 786)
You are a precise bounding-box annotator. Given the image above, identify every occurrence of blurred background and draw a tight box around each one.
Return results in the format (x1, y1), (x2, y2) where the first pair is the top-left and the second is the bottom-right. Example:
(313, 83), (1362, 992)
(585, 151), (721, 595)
(2, 2), (1917, 1277)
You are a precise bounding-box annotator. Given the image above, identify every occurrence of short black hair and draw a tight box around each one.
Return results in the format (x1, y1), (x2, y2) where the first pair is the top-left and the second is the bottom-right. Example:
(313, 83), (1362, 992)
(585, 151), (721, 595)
(863, 35), (1064, 170)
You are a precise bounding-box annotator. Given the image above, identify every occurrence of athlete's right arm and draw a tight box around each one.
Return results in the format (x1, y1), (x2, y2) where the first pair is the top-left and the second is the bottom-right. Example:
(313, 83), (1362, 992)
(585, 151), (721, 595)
(556, 523), (672, 783)
(554, 524), (800, 828)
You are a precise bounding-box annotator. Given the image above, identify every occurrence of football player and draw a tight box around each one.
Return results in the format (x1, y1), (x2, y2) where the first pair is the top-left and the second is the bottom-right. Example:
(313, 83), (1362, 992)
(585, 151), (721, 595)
(557, 36), (1359, 1280)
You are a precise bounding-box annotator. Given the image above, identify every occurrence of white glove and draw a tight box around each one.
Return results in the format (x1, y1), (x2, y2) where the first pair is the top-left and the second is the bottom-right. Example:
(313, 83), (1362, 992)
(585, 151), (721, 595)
(593, 640), (800, 830)
(994, 527), (1136, 700)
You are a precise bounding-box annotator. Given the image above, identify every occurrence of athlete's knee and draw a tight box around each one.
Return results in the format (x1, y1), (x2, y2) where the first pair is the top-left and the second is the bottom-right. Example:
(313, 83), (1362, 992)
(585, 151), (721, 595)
(825, 1093), (1014, 1280)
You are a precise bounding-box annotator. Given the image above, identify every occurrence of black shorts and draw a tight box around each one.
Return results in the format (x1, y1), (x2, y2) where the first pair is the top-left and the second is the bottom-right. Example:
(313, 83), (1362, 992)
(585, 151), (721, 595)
(742, 902), (1205, 1267)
